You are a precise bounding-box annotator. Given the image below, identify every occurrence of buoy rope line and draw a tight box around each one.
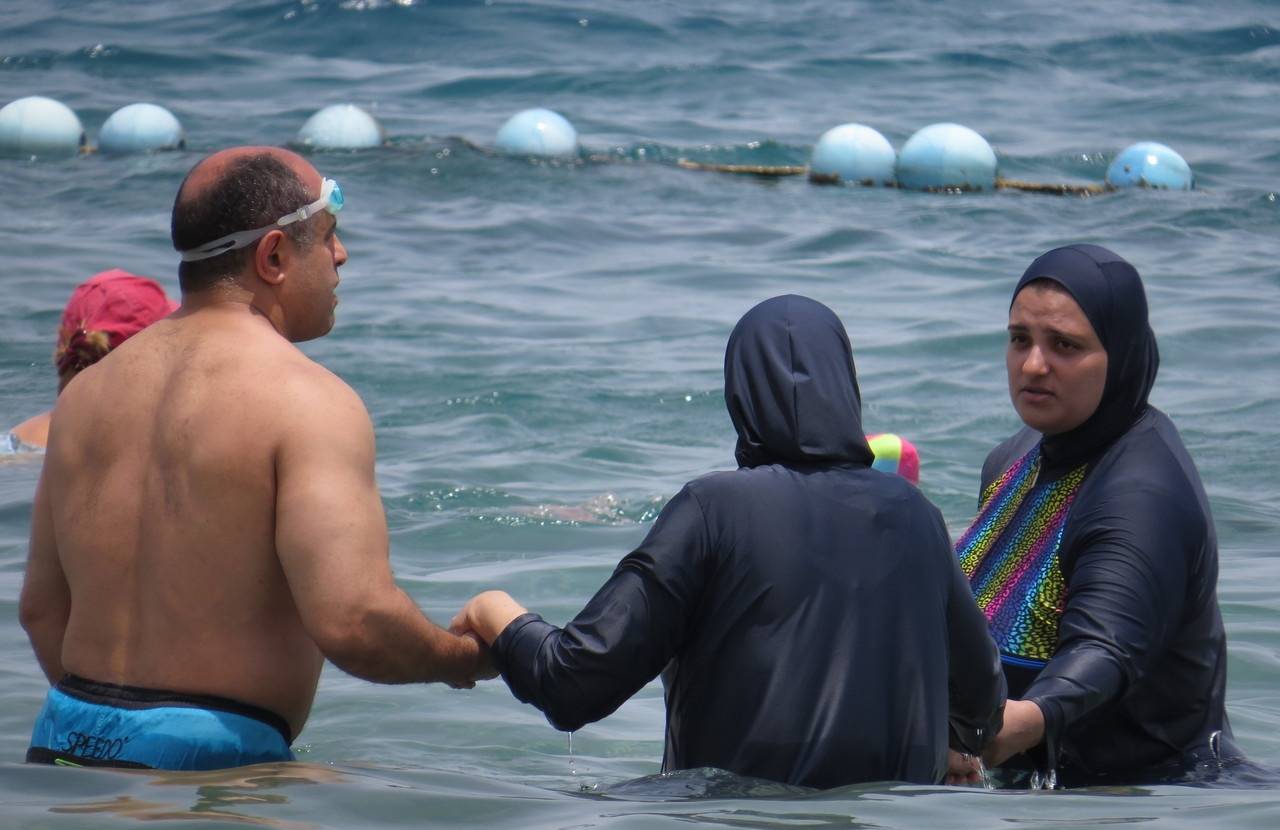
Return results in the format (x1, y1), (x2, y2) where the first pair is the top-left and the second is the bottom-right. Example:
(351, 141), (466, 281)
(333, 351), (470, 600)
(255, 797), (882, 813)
(675, 160), (1115, 196)
(1, 99), (1194, 193)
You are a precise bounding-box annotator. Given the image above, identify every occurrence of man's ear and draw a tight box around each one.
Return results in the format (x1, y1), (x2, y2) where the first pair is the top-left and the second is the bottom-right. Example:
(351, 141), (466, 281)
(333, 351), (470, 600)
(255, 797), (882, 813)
(254, 229), (288, 286)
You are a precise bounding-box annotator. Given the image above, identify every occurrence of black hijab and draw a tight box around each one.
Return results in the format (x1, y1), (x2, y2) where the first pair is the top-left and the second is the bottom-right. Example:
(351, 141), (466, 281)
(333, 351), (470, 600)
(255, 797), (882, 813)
(1012, 244), (1161, 470)
(724, 294), (875, 469)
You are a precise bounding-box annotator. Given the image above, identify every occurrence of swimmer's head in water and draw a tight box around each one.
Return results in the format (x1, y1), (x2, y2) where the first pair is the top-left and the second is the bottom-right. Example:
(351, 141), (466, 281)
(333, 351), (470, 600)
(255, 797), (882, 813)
(54, 269), (177, 390)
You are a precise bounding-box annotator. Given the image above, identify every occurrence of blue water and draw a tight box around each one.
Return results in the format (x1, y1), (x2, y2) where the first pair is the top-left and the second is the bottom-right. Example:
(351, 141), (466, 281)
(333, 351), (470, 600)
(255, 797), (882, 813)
(2, 1), (1279, 826)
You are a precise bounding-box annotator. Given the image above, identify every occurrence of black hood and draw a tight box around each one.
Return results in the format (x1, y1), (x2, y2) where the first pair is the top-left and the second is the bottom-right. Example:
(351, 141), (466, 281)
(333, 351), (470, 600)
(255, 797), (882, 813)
(1012, 244), (1160, 470)
(724, 295), (874, 469)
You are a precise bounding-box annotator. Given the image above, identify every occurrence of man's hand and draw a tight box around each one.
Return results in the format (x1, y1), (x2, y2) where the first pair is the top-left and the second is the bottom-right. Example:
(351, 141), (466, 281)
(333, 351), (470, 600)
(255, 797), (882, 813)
(445, 631), (497, 689)
(983, 698), (1046, 768)
(945, 749), (984, 786)
(451, 591), (528, 646)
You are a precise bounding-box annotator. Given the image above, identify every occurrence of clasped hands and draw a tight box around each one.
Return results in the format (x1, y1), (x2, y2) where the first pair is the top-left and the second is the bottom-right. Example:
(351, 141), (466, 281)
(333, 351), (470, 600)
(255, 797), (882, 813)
(945, 698), (1046, 785)
(445, 590), (529, 689)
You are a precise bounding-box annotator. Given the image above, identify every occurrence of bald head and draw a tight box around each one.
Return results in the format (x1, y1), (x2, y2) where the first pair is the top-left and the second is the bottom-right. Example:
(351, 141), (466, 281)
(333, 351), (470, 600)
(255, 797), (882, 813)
(177, 146), (318, 209)
(171, 146), (322, 294)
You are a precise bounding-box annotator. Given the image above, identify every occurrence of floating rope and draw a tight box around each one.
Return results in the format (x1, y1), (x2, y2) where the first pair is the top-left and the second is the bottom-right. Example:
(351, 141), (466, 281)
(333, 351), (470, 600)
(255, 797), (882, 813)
(675, 159), (1113, 196)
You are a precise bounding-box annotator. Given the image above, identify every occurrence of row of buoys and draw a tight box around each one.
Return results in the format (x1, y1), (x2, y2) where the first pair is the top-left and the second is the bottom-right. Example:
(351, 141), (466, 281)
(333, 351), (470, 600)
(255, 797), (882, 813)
(0, 96), (575, 158)
(0, 97), (185, 156)
(703, 121), (1192, 193)
(812, 122), (1005, 190)
(0, 94), (1194, 191)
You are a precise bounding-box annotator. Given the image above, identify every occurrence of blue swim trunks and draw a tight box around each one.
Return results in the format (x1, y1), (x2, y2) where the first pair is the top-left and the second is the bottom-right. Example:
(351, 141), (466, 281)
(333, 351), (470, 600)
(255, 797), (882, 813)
(28, 675), (294, 770)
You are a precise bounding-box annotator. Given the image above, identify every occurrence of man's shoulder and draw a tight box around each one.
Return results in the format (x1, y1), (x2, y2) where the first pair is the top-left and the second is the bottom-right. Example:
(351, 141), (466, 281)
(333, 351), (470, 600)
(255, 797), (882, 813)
(160, 317), (366, 418)
(273, 352), (356, 396)
(185, 319), (362, 411)
(268, 357), (370, 432)
(133, 316), (369, 435)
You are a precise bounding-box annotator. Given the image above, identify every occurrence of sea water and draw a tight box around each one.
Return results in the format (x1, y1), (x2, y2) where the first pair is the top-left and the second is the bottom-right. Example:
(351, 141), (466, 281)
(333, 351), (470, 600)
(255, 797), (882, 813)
(1, 1), (1279, 827)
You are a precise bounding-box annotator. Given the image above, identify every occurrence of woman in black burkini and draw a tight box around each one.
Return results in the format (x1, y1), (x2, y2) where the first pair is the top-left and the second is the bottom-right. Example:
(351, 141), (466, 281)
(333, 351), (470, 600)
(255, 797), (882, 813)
(957, 244), (1239, 787)
(456, 294), (1005, 789)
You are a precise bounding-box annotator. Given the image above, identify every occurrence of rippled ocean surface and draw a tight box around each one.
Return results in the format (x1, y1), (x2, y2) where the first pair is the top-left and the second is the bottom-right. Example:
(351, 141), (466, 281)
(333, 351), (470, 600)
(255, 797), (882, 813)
(2, 0), (1279, 826)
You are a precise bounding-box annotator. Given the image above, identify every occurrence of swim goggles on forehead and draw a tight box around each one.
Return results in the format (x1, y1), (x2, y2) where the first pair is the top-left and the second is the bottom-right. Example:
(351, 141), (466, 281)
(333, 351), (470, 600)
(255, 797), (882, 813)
(179, 177), (344, 263)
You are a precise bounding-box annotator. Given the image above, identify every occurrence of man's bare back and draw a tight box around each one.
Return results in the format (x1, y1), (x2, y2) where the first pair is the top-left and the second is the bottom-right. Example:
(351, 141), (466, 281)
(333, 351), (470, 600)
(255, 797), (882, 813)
(21, 147), (487, 769)
(40, 307), (355, 734)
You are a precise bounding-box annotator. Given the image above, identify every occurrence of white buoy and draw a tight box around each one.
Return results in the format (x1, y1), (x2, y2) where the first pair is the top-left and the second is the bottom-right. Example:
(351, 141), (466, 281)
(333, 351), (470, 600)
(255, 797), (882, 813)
(1105, 142), (1193, 190)
(0, 96), (85, 157)
(494, 108), (578, 158)
(896, 123), (997, 191)
(808, 123), (896, 185)
(295, 104), (384, 151)
(98, 103), (184, 154)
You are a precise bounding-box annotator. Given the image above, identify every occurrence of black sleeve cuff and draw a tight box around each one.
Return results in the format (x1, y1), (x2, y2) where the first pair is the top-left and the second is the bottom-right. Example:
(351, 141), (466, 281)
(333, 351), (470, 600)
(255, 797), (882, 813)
(491, 612), (558, 705)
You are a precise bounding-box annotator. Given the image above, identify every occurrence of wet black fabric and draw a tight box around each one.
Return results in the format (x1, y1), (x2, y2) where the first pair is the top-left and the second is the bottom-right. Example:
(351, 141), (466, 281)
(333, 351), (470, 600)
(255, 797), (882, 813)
(493, 295), (1005, 789)
(724, 294), (875, 469)
(977, 246), (1232, 783)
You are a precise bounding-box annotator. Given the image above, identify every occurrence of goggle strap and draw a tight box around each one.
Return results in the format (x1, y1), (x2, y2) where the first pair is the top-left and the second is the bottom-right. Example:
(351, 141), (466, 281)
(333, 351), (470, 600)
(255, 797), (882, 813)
(177, 178), (340, 263)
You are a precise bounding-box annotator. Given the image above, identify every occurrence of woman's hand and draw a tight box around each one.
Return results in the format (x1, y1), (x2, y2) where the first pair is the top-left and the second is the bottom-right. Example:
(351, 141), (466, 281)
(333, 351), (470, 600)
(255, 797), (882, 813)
(450, 590), (529, 646)
(983, 698), (1046, 768)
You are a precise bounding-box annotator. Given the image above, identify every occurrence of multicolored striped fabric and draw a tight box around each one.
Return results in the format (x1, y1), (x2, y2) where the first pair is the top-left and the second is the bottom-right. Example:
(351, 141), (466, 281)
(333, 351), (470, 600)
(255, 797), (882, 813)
(955, 447), (1088, 667)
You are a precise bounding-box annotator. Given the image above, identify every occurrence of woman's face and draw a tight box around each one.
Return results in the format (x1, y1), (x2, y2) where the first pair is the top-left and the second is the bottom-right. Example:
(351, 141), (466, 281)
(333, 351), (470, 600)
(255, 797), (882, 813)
(1006, 281), (1108, 436)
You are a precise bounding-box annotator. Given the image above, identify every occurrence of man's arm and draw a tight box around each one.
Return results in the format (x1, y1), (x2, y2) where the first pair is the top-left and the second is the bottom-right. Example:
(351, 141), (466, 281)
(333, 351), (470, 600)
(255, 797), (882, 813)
(19, 466), (70, 683)
(274, 373), (488, 687)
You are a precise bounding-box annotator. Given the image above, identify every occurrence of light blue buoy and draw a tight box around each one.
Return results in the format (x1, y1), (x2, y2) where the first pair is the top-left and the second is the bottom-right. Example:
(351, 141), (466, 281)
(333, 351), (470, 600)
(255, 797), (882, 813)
(808, 124), (896, 185)
(98, 103), (184, 154)
(0, 96), (85, 157)
(896, 122), (997, 191)
(494, 108), (578, 158)
(1105, 142), (1193, 190)
(295, 104), (384, 151)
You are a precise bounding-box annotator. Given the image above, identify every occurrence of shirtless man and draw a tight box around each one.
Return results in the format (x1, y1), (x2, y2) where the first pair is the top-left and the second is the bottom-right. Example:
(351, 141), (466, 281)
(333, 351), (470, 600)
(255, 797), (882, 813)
(19, 147), (487, 771)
